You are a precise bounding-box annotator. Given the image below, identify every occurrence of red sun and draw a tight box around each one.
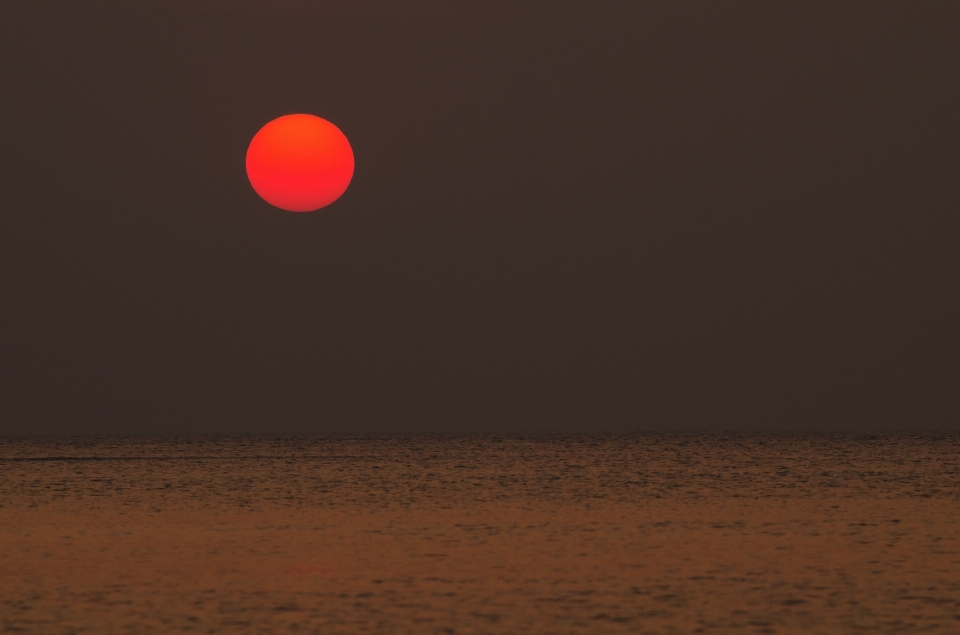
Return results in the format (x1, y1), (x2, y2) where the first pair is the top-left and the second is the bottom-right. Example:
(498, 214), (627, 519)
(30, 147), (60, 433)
(245, 114), (354, 212)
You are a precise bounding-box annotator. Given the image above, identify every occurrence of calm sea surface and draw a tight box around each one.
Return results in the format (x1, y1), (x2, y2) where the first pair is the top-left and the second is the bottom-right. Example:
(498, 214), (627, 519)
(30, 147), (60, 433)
(1, 435), (959, 634)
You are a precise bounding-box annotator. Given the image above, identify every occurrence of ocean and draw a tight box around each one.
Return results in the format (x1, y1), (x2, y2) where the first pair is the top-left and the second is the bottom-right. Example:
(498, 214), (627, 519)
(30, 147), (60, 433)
(1, 435), (958, 633)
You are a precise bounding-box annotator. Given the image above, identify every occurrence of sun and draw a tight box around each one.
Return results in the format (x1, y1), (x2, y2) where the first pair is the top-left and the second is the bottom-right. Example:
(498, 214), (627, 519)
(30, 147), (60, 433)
(245, 114), (354, 212)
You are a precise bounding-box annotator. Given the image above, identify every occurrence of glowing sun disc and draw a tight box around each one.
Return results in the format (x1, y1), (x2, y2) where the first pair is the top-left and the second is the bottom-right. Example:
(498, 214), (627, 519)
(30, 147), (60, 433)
(245, 114), (354, 212)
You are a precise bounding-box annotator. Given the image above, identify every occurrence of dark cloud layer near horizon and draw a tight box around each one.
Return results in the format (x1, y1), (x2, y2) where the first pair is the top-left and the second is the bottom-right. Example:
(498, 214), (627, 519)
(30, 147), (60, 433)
(1, 1), (958, 435)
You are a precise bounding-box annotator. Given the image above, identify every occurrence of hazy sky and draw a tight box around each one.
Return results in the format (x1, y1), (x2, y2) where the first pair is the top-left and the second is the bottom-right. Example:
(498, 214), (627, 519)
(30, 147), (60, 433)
(1, 1), (958, 435)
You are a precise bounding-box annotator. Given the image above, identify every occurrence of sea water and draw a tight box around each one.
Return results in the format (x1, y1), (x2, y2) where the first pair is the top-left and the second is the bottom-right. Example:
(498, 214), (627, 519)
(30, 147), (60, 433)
(1, 435), (959, 633)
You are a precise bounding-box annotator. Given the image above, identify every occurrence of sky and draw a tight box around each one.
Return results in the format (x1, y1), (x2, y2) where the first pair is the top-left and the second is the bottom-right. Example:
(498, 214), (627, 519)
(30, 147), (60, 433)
(1, 0), (958, 436)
